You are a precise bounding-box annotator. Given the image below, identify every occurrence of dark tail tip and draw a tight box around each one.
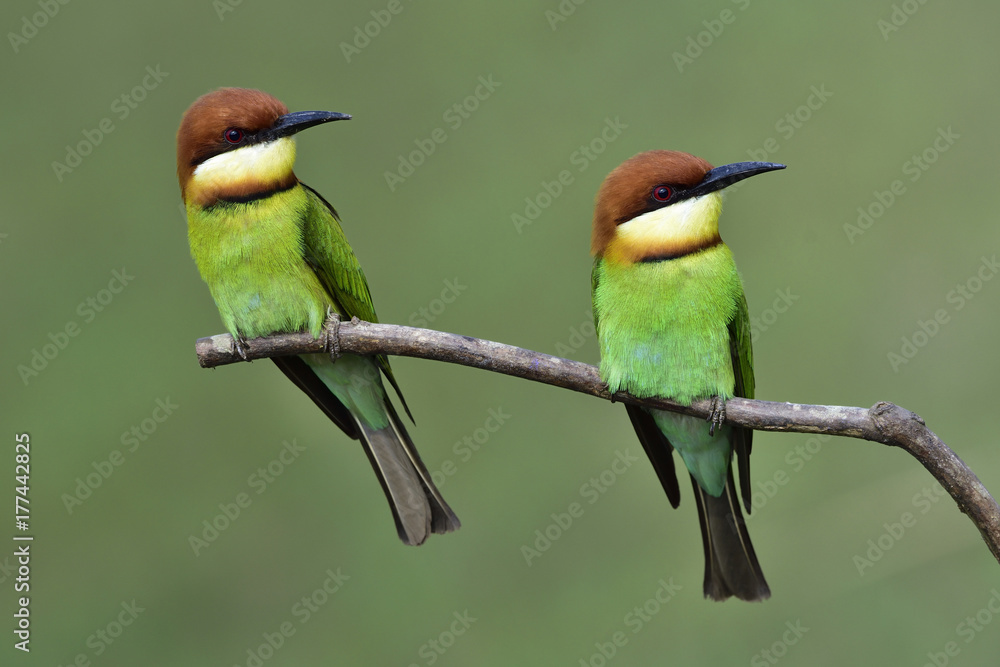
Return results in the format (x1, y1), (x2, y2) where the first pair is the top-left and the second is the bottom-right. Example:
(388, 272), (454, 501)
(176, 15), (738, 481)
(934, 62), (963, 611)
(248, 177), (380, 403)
(692, 473), (770, 602)
(360, 402), (460, 546)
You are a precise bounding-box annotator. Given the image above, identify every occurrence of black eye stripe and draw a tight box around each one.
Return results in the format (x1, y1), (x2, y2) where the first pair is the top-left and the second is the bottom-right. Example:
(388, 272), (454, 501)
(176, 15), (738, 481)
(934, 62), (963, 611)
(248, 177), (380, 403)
(614, 183), (697, 225)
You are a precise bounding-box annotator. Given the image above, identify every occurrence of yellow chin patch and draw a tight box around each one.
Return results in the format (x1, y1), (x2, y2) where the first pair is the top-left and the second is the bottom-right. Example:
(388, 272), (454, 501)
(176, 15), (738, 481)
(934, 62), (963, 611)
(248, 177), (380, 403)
(605, 193), (723, 264)
(188, 137), (297, 205)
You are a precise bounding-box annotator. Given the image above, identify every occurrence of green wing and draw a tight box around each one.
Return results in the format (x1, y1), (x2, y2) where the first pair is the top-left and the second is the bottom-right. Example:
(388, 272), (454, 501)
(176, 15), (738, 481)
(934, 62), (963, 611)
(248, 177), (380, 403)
(728, 290), (755, 511)
(299, 182), (411, 418)
(729, 290), (755, 401)
(300, 183), (379, 324)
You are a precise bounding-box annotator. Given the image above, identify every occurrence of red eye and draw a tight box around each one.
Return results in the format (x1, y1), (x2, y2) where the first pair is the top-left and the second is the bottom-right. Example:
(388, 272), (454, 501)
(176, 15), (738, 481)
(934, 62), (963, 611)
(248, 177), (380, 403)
(652, 185), (672, 202)
(224, 128), (244, 144)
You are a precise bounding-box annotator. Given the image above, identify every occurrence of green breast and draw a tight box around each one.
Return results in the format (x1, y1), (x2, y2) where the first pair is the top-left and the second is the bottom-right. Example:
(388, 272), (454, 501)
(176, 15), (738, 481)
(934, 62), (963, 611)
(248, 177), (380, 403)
(593, 244), (743, 405)
(187, 185), (330, 339)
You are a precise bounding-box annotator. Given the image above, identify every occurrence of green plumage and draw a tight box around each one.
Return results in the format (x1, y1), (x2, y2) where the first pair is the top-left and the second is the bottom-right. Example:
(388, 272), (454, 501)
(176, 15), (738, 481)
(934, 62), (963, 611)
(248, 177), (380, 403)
(188, 183), (402, 427)
(188, 187), (328, 341)
(187, 181), (457, 544)
(593, 244), (768, 601)
(177, 88), (459, 545)
(593, 245), (748, 493)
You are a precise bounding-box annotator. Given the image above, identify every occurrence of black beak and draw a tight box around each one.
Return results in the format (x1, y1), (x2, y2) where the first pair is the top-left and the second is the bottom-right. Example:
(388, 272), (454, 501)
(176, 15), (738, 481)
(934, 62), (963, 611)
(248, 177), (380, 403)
(685, 161), (785, 199)
(264, 110), (351, 141)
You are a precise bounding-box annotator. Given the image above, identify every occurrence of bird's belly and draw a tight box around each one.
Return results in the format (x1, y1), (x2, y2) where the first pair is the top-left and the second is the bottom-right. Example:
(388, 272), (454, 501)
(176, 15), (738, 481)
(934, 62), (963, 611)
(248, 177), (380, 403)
(217, 262), (330, 340)
(190, 198), (331, 340)
(595, 251), (740, 405)
(604, 320), (734, 405)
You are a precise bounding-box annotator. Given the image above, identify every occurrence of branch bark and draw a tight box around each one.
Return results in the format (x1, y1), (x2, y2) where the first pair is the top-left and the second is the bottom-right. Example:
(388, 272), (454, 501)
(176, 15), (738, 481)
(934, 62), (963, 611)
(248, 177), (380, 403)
(195, 317), (1000, 565)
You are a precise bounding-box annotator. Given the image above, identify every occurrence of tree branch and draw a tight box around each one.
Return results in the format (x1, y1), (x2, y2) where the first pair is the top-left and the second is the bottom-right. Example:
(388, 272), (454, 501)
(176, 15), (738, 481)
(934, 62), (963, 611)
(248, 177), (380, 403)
(195, 317), (1000, 565)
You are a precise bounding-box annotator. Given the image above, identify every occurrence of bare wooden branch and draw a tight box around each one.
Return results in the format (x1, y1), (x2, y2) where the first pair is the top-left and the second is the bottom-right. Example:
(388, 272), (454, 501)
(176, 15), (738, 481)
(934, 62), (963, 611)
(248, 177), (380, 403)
(195, 317), (1000, 565)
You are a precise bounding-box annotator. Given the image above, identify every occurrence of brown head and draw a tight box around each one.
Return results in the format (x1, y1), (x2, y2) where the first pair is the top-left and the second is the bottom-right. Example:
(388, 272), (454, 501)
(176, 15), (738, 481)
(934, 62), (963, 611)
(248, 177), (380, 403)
(176, 88), (350, 206)
(591, 150), (785, 264)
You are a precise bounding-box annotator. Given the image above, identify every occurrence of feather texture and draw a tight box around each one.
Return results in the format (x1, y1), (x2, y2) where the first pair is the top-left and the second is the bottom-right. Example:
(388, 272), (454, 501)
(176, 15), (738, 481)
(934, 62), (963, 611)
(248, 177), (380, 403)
(591, 151), (771, 599)
(180, 88), (455, 543)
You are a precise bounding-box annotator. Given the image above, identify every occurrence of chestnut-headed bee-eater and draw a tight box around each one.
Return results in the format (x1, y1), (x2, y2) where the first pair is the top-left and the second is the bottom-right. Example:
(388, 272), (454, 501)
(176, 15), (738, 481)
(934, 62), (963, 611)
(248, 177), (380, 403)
(176, 88), (459, 545)
(591, 150), (784, 600)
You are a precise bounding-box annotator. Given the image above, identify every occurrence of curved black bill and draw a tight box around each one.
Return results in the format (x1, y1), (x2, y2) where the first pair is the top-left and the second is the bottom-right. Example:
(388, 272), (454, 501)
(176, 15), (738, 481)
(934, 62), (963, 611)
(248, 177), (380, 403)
(265, 110), (352, 140)
(686, 161), (785, 199)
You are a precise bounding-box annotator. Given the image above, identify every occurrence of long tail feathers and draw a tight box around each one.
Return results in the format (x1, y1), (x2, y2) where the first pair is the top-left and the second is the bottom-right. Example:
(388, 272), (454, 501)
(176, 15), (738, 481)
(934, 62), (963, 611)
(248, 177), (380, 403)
(691, 469), (770, 601)
(627, 405), (768, 601)
(354, 400), (460, 546)
(274, 356), (458, 545)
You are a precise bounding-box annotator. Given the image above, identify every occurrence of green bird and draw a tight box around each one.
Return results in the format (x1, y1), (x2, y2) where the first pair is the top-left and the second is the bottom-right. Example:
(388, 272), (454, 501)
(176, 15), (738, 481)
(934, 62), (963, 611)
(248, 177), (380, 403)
(590, 150), (784, 600)
(176, 88), (459, 545)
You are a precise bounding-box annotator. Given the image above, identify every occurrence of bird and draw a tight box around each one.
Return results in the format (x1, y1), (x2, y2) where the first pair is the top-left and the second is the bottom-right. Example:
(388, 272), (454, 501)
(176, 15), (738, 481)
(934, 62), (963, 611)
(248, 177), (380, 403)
(590, 150), (784, 600)
(176, 88), (459, 545)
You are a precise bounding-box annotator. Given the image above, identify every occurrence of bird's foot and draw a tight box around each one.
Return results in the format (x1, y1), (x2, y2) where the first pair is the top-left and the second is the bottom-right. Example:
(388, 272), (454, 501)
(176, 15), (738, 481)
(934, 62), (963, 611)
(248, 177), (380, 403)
(233, 335), (249, 361)
(707, 396), (726, 436)
(325, 310), (342, 360)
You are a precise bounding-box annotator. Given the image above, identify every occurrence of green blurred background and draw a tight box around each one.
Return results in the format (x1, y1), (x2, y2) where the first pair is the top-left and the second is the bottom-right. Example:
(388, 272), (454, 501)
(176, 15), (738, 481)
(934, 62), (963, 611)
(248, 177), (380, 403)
(3, 1), (999, 664)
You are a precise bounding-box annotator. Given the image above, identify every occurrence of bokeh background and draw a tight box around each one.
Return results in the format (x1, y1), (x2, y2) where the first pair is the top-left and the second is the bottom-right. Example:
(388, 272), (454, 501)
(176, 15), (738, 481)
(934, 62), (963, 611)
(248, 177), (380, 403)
(3, 1), (999, 665)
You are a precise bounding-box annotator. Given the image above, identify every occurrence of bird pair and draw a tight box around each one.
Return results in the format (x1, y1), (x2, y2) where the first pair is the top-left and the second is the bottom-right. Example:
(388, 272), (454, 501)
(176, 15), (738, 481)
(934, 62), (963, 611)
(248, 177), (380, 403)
(177, 88), (783, 601)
